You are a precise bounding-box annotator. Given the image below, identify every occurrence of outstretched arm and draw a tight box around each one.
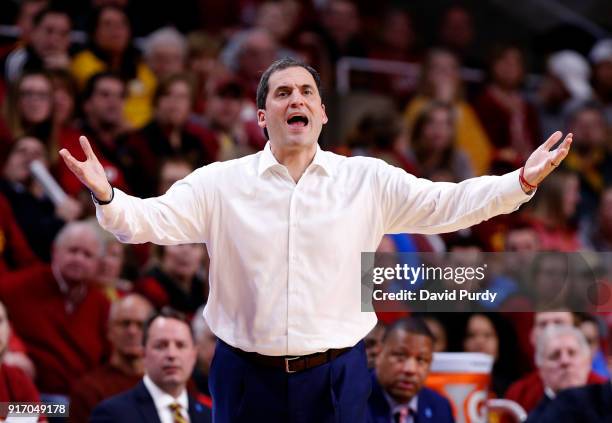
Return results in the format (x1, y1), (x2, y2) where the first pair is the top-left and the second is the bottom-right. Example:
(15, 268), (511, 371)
(59, 135), (209, 245)
(379, 131), (573, 235)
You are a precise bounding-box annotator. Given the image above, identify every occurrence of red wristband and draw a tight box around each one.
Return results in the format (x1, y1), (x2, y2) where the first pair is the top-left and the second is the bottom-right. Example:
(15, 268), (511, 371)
(519, 167), (537, 190)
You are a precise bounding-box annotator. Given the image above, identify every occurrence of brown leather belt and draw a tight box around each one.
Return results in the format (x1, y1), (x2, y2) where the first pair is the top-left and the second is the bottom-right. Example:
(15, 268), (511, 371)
(229, 344), (352, 373)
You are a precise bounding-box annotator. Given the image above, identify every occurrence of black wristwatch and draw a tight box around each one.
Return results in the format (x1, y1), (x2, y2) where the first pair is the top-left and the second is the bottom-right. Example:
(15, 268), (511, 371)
(91, 186), (114, 205)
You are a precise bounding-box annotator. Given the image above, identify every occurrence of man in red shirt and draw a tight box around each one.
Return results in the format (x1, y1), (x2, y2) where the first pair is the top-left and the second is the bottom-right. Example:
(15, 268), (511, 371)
(0, 221), (110, 397)
(70, 294), (153, 422)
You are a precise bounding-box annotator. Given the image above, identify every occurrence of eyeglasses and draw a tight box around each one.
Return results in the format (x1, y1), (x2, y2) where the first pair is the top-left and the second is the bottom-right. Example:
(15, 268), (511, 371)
(19, 90), (51, 101)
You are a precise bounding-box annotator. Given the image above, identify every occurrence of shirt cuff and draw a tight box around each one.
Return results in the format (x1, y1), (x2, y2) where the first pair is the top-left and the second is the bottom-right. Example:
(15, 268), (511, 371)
(500, 168), (536, 204)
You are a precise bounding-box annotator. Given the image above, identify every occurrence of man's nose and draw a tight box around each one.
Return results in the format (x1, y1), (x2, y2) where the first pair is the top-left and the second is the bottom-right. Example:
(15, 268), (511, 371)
(401, 357), (418, 374)
(289, 91), (305, 106)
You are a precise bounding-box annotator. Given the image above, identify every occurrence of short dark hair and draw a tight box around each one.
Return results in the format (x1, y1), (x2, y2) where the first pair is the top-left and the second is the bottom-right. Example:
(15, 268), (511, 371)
(383, 317), (435, 343)
(142, 307), (194, 346)
(255, 57), (322, 139)
(81, 71), (126, 102)
(256, 57), (322, 110)
(32, 4), (71, 28)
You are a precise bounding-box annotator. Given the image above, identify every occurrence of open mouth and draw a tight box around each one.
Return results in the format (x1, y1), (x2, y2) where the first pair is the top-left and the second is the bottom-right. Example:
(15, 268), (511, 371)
(287, 114), (309, 127)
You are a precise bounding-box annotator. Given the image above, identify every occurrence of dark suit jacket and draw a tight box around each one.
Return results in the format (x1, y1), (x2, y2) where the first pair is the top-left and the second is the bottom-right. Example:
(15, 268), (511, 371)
(367, 373), (455, 423)
(532, 382), (612, 423)
(89, 380), (212, 423)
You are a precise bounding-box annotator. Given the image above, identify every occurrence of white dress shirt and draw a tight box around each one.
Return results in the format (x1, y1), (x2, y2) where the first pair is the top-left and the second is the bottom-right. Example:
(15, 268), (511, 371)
(143, 374), (190, 423)
(96, 142), (532, 355)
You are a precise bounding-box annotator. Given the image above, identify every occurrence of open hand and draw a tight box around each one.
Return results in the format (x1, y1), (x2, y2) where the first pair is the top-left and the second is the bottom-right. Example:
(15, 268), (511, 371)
(59, 136), (113, 201)
(522, 131), (573, 187)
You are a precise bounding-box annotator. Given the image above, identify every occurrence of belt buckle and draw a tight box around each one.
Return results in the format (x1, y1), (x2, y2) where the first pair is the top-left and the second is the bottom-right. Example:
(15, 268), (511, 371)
(284, 356), (300, 373)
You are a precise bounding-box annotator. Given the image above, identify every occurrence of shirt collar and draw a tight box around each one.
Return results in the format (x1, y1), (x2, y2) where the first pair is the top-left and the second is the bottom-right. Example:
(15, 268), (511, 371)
(257, 141), (335, 177)
(384, 390), (418, 417)
(143, 374), (189, 415)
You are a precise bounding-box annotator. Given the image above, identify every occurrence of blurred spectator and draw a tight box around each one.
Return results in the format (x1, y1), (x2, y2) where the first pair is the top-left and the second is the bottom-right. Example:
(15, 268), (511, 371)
(404, 48), (492, 175)
(6, 0), (49, 53)
(462, 313), (520, 397)
(475, 44), (541, 172)
(157, 157), (193, 195)
(1, 136), (82, 261)
(534, 50), (593, 138)
(90, 309), (212, 422)
(407, 100), (474, 182)
(369, 9), (418, 64)
(69, 294), (153, 423)
(143, 27), (187, 81)
(58, 72), (131, 196)
(525, 325), (592, 422)
(95, 225), (131, 301)
(343, 112), (414, 172)
(505, 311), (605, 414)
(576, 313), (610, 380)
(0, 221), (110, 397)
(0, 300), (41, 405)
(438, 5), (480, 69)
(70, 5), (156, 128)
(2, 5), (72, 82)
(221, 28), (280, 100)
(254, 1), (299, 53)
(0, 192), (38, 273)
(48, 69), (81, 163)
(367, 8), (420, 102)
(317, 0), (367, 65)
(3, 70), (54, 147)
(197, 77), (265, 161)
(191, 304), (216, 400)
(422, 315), (448, 352)
(186, 32), (225, 115)
(136, 244), (208, 317)
(562, 103), (612, 221)
(528, 170), (582, 251)
(589, 39), (612, 124)
(364, 321), (385, 369)
(369, 318), (454, 422)
(587, 187), (612, 251)
(124, 74), (213, 197)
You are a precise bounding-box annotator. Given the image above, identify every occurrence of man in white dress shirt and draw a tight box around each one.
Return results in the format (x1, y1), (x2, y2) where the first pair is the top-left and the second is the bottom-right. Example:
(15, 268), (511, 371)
(60, 57), (573, 422)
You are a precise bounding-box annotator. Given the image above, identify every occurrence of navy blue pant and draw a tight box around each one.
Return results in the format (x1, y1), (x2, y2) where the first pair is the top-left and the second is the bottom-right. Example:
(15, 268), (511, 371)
(209, 340), (371, 423)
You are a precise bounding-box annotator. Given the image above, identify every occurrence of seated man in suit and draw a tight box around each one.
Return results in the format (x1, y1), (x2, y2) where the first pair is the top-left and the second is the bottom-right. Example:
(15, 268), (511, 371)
(91, 308), (212, 422)
(533, 380), (612, 423)
(368, 317), (454, 423)
(526, 324), (592, 422)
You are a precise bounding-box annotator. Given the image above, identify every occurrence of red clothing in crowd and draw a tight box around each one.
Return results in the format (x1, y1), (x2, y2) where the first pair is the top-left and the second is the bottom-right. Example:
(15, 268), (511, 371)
(0, 264), (110, 395)
(0, 193), (38, 274)
(56, 128), (130, 196)
(0, 362), (40, 402)
(505, 369), (606, 413)
(69, 363), (142, 423)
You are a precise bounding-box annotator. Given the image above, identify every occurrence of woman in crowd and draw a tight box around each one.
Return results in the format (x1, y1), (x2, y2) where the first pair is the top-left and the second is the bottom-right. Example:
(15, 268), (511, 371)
(475, 44), (541, 173)
(70, 5), (156, 128)
(407, 100), (474, 182)
(404, 48), (492, 174)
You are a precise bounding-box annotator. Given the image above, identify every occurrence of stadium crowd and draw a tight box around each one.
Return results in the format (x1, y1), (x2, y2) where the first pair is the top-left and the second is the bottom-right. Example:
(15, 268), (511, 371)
(0, 0), (611, 422)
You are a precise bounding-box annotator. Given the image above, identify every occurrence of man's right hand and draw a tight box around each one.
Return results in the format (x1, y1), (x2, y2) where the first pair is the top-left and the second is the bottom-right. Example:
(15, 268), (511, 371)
(59, 136), (113, 202)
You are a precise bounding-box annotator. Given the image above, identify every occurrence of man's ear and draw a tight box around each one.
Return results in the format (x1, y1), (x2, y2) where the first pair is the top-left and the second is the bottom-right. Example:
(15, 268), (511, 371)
(257, 109), (266, 129)
(321, 104), (328, 125)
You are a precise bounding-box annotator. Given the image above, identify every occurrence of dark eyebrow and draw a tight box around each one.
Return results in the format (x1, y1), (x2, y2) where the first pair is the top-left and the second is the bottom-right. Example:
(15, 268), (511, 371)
(274, 84), (315, 92)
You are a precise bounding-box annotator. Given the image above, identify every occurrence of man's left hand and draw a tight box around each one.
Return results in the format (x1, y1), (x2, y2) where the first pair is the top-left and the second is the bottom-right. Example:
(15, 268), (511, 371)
(522, 131), (573, 188)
